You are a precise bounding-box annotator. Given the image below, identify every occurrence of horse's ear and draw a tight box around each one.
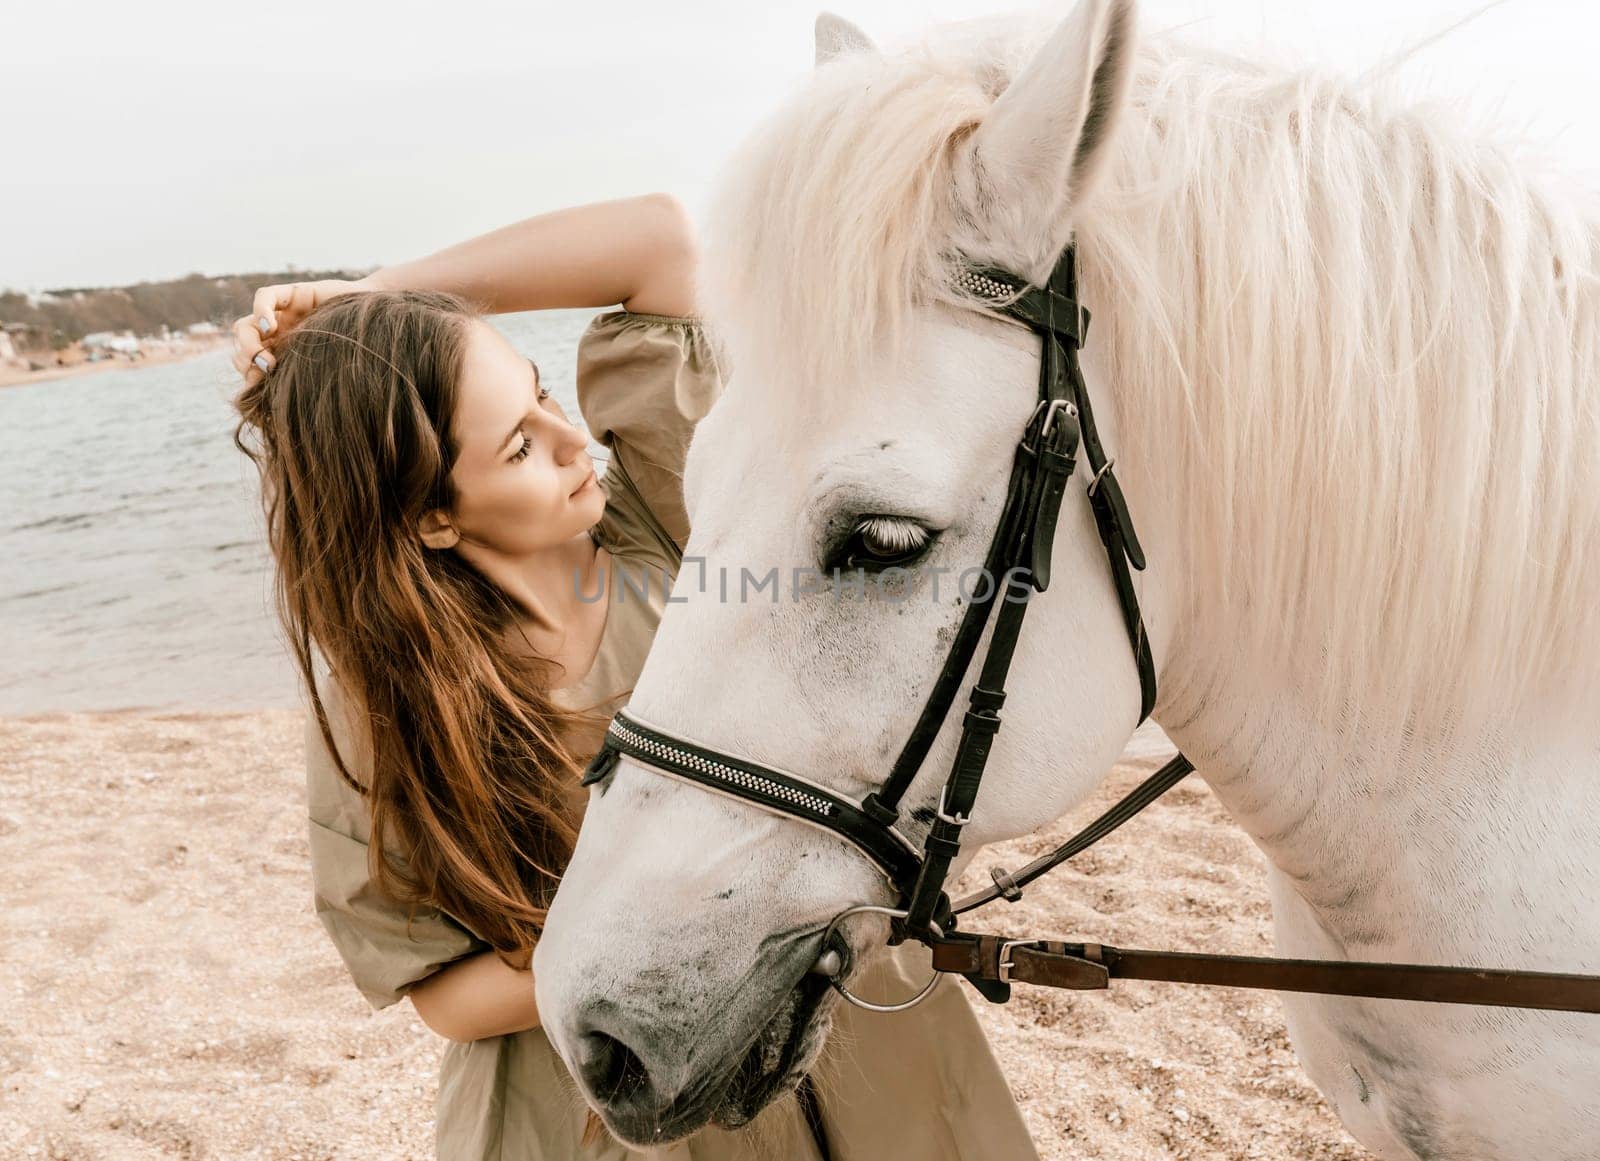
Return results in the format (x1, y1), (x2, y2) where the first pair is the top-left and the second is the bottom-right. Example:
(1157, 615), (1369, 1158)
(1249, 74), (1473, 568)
(965, 0), (1137, 252)
(815, 12), (877, 66)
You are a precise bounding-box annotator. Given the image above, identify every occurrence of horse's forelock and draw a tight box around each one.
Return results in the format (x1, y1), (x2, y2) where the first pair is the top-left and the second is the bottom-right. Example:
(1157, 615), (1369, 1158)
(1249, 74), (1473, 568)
(700, 17), (1046, 408)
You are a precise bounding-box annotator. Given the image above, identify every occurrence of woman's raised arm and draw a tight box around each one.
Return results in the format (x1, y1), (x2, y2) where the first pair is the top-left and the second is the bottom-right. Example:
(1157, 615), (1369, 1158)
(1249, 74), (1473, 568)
(363, 192), (697, 317)
(232, 193), (698, 386)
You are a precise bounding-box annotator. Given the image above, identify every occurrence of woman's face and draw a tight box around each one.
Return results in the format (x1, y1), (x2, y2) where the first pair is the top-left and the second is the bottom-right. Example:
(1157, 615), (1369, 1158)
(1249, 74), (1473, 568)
(442, 319), (605, 555)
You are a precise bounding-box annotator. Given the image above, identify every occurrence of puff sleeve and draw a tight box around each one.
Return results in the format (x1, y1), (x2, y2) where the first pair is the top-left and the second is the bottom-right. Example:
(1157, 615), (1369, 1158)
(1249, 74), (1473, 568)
(574, 310), (724, 554)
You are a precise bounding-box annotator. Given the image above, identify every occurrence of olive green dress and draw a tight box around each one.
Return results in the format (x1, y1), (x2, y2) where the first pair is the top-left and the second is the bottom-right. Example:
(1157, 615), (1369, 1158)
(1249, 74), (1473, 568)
(304, 310), (1040, 1160)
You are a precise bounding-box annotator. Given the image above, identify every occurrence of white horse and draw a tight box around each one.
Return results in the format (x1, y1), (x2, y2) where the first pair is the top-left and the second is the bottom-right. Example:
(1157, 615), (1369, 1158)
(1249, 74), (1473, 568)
(535, 2), (1600, 1156)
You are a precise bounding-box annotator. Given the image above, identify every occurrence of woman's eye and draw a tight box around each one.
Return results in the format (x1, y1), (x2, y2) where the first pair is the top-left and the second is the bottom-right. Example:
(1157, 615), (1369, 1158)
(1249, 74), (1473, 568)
(511, 435), (532, 463)
(537, 386), (551, 402)
(824, 516), (936, 573)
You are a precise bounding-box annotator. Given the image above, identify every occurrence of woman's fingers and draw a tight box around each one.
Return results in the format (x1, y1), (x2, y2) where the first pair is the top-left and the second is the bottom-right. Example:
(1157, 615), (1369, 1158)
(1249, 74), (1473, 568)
(231, 315), (264, 374)
(234, 279), (366, 384)
(235, 282), (323, 383)
(249, 283), (302, 338)
(232, 312), (277, 391)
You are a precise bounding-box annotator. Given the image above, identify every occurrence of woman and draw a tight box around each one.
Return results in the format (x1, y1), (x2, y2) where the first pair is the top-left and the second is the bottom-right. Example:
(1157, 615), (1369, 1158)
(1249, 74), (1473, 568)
(232, 194), (1038, 1160)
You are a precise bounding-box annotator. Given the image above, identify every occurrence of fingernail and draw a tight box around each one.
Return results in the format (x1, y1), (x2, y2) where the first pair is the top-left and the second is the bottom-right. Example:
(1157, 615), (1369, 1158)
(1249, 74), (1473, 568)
(253, 353), (271, 372)
(256, 317), (272, 335)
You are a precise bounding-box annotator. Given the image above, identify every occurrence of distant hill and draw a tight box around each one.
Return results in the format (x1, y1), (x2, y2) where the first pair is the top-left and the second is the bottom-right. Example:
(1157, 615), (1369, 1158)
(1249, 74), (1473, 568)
(0, 269), (372, 351)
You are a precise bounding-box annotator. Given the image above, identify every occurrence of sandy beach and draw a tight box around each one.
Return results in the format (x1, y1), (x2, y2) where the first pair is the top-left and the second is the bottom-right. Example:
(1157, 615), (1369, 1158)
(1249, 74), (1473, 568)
(0, 338), (231, 390)
(0, 711), (1365, 1160)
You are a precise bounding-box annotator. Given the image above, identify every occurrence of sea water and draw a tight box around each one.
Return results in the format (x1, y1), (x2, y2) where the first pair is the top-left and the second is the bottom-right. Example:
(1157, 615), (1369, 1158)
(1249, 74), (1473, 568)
(0, 309), (593, 713)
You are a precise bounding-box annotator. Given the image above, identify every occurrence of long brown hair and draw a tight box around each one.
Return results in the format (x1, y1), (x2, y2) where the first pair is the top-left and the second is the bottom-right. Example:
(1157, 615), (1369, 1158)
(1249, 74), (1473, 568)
(234, 289), (592, 965)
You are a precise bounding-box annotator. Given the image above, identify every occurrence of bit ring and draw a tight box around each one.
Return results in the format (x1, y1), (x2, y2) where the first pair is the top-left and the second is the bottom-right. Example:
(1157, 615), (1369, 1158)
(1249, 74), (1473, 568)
(813, 904), (943, 1013)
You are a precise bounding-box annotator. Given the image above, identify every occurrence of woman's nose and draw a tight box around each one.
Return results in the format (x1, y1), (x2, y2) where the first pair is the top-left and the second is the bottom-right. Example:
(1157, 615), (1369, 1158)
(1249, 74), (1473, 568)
(552, 416), (590, 464)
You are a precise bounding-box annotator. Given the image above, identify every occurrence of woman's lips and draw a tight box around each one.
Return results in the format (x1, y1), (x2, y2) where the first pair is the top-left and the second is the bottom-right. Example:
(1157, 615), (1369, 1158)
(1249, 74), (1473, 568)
(570, 467), (597, 497)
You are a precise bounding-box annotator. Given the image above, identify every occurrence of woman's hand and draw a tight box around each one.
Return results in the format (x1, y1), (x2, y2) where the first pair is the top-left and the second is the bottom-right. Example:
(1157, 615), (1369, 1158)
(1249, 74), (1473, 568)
(231, 277), (372, 387)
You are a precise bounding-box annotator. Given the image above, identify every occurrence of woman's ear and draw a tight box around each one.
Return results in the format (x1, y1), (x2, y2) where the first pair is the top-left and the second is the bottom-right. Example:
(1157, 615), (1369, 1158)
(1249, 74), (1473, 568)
(418, 509), (461, 550)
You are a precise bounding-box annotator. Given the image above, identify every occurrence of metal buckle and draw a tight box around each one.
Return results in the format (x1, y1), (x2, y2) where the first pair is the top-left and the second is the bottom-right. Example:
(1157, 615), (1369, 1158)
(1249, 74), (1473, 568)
(1087, 456), (1116, 497)
(936, 785), (970, 828)
(1026, 398), (1077, 449)
(997, 939), (1033, 983)
(1040, 398), (1077, 442)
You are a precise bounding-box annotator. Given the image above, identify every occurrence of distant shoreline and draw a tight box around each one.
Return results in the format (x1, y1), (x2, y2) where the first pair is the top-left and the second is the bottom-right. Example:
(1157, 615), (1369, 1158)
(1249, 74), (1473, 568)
(0, 335), (231, 389)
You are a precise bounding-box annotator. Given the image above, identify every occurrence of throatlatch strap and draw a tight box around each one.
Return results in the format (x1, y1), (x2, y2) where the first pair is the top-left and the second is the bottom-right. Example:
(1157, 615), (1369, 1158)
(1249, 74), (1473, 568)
(951, 753), (1195, 917)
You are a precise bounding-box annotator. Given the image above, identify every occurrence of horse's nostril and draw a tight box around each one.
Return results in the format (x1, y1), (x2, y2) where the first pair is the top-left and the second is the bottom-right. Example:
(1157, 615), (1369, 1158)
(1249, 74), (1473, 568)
(577, 1028), (652, 1102)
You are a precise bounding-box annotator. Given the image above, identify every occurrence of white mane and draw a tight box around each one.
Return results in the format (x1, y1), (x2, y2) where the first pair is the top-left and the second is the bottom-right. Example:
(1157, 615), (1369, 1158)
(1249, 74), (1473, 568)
(701, 17), (1600, 737)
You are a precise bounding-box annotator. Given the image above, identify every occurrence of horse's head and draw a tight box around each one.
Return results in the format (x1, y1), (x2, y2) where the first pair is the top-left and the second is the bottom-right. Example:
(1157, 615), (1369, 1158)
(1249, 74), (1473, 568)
(536, 0), (1158, 1143)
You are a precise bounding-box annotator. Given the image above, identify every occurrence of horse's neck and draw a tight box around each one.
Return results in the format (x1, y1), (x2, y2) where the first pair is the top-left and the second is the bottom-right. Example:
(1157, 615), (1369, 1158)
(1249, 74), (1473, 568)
(1068, 207), (1587, 950)
(1148, 649), (1600, 968)
(1161, 685), (1464, 918)
(1058, 112), (1596, 938)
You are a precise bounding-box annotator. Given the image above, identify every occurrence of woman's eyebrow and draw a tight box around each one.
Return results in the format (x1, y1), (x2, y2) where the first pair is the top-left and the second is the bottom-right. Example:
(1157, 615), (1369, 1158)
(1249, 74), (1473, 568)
(528, 358), (541, 389)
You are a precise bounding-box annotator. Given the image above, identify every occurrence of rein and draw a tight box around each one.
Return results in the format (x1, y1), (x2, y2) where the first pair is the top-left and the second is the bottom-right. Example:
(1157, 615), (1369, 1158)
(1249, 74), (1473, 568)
(581, 244), (1600, 1017)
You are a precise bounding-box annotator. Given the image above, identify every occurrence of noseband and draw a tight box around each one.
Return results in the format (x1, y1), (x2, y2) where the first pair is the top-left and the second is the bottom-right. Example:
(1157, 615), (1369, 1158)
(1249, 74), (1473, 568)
(580, 243), (1600, 1018)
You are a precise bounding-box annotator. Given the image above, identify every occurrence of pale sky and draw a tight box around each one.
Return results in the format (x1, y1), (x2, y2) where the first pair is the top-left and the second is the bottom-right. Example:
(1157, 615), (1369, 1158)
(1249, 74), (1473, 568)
(4, 0), (1596, 290)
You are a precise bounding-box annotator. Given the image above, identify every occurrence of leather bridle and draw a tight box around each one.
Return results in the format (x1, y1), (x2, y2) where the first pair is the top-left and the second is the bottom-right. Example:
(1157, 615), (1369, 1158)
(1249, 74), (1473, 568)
(580, 244), (1600, 1017)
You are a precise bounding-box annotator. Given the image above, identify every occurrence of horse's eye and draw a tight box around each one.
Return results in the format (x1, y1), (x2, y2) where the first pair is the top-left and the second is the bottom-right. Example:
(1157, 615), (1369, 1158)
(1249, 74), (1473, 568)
(825, 516), (937, 574)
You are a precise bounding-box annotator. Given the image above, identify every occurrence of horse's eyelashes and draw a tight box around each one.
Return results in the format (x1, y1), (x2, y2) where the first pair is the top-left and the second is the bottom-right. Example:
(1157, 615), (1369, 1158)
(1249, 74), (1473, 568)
(821, 515), (938, 575)
(853, 516), (928, 554)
